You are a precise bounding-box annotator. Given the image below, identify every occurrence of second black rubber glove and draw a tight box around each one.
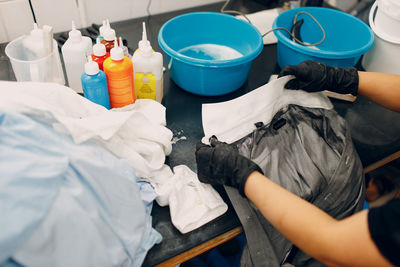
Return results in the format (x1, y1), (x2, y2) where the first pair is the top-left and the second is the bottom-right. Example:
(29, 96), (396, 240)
(278, 60), (359, 96)
(195, 136), (263, 196)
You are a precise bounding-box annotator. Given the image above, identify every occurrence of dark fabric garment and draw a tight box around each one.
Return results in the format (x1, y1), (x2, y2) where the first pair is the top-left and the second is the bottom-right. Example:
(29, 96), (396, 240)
(368, 198), (400, 266)
(225, 186), (280, 267)
(229, 104), (365, 266)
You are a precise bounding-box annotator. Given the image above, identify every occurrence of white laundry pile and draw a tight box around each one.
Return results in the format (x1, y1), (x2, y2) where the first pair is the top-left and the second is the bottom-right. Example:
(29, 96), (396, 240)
(0, 81), (227, 235)
(0, 109), (161, 267)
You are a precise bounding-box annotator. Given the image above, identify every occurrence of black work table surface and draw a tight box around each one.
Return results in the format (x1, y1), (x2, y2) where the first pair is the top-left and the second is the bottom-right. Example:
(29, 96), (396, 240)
(122, 3), (400, 266)
(1, 1), (400, 266)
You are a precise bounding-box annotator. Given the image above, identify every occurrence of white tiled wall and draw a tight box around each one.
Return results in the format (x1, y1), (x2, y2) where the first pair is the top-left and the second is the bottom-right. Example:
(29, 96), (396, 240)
(0, 0), (35, 43)
(0, 0), (224, 43)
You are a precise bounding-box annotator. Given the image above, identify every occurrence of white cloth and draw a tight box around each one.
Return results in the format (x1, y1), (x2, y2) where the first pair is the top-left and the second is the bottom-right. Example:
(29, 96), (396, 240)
(157, 165), (228, 234)
(202, 76), (333, 144)
(237, 9), (280, 45)
(0, 81), (228, 235)
(0, 81), (171, 179)
(148, 165), (228, 233)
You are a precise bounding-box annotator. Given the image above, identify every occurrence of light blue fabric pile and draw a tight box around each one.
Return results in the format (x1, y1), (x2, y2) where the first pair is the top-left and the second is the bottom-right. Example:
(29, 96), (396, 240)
(0, 110), (161, 267)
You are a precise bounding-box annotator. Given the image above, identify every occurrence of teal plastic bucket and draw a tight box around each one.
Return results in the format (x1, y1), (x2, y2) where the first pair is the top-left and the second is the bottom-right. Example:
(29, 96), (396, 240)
(158, 12), (263, 96)
(273, 7), (374, 68)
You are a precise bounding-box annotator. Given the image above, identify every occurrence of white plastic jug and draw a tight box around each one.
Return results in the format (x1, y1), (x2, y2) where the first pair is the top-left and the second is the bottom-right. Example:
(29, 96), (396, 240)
(62, 21), (92, 93)
(375, 0), (400, 39)
(362, 1), (400, 74)
(5, 24), (65, 84)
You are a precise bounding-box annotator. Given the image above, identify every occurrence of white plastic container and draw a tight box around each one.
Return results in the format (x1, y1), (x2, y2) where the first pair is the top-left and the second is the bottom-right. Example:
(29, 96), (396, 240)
(362, 1), (400, 74)
(132, 22), (163, 103)
(61, 21), (93, 93)
(375, 0), (400, 39)
(5, 24), (65, 84)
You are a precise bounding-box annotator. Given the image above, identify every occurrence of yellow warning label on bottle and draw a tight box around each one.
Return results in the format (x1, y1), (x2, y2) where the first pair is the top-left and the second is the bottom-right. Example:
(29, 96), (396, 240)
(135, 72), (156, 100)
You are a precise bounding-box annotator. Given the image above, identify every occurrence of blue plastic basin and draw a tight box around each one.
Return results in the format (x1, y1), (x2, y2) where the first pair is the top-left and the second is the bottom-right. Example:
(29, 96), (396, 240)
(158, 12), (263, 96)
(273, 7), (374, 68)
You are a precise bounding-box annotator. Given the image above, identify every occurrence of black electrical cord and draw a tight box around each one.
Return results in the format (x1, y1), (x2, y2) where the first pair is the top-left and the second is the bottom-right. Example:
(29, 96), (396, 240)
(221, 0), (325, 47)
(28, 0), (37, 23)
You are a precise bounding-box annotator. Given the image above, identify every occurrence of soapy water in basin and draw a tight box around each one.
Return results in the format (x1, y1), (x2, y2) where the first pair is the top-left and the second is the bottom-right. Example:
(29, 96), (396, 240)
(178, 44), (243, 60)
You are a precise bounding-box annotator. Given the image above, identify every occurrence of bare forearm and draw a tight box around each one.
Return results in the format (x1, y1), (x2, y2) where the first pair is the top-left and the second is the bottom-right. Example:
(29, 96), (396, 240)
(244, 171), (337, 263)
(358, 71), (400, 112)
(244, 171), (392, 266)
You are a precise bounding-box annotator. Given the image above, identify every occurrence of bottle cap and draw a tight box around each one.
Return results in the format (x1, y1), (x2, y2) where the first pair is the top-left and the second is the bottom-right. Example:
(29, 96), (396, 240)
(102, 20), (116, 41)
(30, 23), (43, 41)
(138, 21), (151, 51)
(99, 20), (106, 37)
(110, 38), (124, 60)
(93, 38), (106, 56)
(84, 56), (100, 75)
(68, 21), (82, 42)
(140, 45), (152, 57)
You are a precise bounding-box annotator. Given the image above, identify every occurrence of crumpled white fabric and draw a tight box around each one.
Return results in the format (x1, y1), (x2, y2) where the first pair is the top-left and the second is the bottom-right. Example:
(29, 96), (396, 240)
(0, 81), (171, 179)
(202, 76), (333, 144)
(0, 81), (228, 234)
(151, 165), (228, 234)
(237, 9), (279, 45)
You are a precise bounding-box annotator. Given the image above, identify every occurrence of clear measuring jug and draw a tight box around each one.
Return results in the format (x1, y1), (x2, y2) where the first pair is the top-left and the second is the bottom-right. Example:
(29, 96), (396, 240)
(5, 35), (65, 84)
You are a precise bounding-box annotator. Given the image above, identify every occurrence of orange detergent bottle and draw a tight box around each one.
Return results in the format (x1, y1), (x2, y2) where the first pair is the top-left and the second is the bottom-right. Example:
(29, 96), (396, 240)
(103, 38), (135, 108)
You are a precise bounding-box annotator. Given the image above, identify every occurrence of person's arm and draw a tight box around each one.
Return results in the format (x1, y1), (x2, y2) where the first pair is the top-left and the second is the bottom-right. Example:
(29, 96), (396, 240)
(358, 71), (400, 112)
(244, 171), (393, 267)
(278, 61), (400, 112)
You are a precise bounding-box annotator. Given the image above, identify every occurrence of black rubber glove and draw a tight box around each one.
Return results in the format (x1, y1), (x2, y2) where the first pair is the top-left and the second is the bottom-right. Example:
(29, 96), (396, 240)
(195, 136), (263, 196)
(278, 60), (359, 96)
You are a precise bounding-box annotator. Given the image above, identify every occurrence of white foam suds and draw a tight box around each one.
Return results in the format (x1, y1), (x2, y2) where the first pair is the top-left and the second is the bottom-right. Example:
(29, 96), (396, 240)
(178, 44), (243, 60)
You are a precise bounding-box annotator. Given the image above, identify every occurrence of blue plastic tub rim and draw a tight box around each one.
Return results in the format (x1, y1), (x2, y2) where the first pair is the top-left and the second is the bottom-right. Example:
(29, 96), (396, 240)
(158, 12), (263, 68)
(272, 7), (375, 59)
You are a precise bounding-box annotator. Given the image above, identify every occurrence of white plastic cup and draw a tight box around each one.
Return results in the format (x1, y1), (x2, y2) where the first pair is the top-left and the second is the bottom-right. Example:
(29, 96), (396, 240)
(5, 35), (65, 84)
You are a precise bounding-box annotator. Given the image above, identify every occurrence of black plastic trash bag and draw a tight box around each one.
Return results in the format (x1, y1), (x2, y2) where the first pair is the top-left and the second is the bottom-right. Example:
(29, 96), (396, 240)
(227, 104), (365, 266)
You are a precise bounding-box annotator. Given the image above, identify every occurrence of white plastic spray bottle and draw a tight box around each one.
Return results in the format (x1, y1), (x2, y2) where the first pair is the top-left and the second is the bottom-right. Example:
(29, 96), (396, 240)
(131, 22), (163, 103)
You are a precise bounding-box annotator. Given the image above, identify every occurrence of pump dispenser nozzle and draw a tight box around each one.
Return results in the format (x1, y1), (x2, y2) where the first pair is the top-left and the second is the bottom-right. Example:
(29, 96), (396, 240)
(138, 22), (152, 56)
(85, 55), (100, 75)
(99, 20), (106, 37)
(93, 38), (106, 57)
(102, 19), (116, 41)
(110, 37), (124, 60)
(139, 22), (151, 49)
(142, 22), (147, 43)
(69, 20), (82, 42)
